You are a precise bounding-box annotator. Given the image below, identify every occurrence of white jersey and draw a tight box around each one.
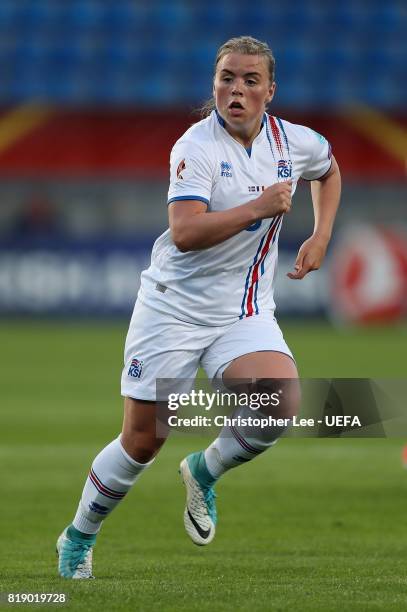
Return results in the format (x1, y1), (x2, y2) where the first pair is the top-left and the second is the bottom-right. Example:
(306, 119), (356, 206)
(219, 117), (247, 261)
(138, 110), (332, 326)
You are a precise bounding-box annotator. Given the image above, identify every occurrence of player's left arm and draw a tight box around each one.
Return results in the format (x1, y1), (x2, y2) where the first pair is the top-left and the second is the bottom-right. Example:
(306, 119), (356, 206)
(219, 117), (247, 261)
(287, 155), (341, 280)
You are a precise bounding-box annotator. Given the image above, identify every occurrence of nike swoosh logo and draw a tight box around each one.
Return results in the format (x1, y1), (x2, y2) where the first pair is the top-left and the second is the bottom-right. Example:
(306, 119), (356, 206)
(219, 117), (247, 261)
(187, 508), (210, 539)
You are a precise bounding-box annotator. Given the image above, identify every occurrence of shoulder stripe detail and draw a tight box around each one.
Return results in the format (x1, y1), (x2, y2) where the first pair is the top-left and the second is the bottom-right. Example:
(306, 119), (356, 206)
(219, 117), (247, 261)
(269, 116), (284, 158)
(276, 117), (290, 158)
(240, 214), (282, 319)
(260, 216), (282, 277)
(167, 195), (209, 205)
(253, 216), (283, 313)
(240, 226), (269, 319)
(246, 215), (281, 317)
(265, 116), (276, 162)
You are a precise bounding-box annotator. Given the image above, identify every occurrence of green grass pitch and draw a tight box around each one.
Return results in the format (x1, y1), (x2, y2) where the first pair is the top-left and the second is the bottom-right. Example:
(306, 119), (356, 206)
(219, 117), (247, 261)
(0, 320), (406, 611)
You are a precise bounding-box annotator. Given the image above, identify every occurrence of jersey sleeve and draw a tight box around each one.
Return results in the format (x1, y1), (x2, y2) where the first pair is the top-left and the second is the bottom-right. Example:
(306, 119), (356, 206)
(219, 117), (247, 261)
(167, 139), (214, 206)
(300, 127), (332, 181)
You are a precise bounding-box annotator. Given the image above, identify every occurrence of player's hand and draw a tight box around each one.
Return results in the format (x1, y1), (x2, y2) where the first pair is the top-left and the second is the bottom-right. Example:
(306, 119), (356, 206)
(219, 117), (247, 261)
(254, 181), (292, 219)
(287, 234), (329, 280)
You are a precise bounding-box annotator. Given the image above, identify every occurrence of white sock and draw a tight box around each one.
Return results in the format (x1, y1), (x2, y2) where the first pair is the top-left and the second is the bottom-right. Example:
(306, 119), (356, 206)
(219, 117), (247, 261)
(72, 435), (154, 534)
(204, 406), (287, 480)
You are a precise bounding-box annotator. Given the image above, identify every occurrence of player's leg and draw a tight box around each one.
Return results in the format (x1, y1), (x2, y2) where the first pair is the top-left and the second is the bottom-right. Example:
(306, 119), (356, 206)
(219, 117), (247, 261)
(57, 299), (211, 576)
(71, 398), (167, 536)
(203, 351), (299, 480)
(57, 398), (166, 579)
(121, 397), (169, 462)
(180, 312), (298, 545)
(180, 351), (299, 545)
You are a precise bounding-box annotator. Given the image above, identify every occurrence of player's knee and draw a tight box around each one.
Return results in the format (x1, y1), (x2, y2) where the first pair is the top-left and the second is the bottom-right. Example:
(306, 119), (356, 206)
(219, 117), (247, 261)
(257, 378), (301, 419)
(124, 443), (156, 464)
(121, 431), (160, 463)
(226, 377), (301, 419)
(131, 446), (156, 463)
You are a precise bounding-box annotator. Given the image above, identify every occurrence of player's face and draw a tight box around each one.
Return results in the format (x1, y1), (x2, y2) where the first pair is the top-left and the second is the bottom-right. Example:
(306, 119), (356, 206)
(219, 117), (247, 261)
(214, 53), (275, 133)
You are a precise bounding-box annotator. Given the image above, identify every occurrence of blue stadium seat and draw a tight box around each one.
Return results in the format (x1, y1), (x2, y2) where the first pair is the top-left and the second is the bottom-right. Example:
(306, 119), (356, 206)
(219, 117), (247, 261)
(0, 0), (404, 108)
(192, 3), (231, 31)
(56, 1), (105, 32)
(0, 1), (22, 28)
(367, 4), (402, 33)
(100, 2), (142, 35)
(12, 0), (60, 33)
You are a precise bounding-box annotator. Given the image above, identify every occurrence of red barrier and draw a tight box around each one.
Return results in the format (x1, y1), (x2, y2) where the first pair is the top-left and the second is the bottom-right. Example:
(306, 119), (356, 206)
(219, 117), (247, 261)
(0, 109), (404, 179)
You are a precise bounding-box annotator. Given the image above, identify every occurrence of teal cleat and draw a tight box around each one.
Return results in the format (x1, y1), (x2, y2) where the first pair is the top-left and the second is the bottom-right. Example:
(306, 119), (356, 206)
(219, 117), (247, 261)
(179, 451), (217, 546)
(56, 527), (96, 579)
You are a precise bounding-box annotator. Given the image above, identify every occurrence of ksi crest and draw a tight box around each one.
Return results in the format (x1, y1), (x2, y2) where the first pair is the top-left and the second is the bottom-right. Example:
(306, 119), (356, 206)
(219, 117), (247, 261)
(277, 159), (292, 179)
(128, 358), (144, 379)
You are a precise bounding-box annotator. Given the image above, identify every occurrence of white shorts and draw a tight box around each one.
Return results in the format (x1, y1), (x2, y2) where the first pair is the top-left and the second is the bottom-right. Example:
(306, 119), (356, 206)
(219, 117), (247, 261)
(121, 299), (293, 401)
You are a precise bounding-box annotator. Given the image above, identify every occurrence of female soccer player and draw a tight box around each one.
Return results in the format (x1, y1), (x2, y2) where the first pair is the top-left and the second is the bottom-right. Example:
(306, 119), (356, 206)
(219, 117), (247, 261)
(57, 36), (341, 578)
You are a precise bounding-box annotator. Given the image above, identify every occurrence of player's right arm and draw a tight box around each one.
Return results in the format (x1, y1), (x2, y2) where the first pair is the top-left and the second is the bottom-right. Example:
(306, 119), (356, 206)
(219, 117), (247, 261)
(169, 184), (291, 252)
(167, 136), (291, 252)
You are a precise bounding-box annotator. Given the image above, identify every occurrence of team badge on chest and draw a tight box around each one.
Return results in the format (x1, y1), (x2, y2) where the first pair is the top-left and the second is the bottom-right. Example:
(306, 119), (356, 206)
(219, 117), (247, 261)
(277, 159), (292, 179)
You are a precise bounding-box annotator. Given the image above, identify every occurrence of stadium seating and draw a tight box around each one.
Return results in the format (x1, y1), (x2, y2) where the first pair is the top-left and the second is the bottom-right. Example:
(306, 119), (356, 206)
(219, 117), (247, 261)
(0, 0), (405, 108)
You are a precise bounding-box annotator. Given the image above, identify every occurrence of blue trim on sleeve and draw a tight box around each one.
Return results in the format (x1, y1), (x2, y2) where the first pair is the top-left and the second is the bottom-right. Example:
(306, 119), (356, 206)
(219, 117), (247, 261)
(301, 159), (332, 181)
(167, 195), (209, 206)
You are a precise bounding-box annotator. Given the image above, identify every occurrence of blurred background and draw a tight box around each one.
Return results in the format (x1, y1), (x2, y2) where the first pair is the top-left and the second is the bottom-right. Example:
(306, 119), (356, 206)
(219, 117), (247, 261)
(0, 0), (405, 323)
(0, 3), (406, 604)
